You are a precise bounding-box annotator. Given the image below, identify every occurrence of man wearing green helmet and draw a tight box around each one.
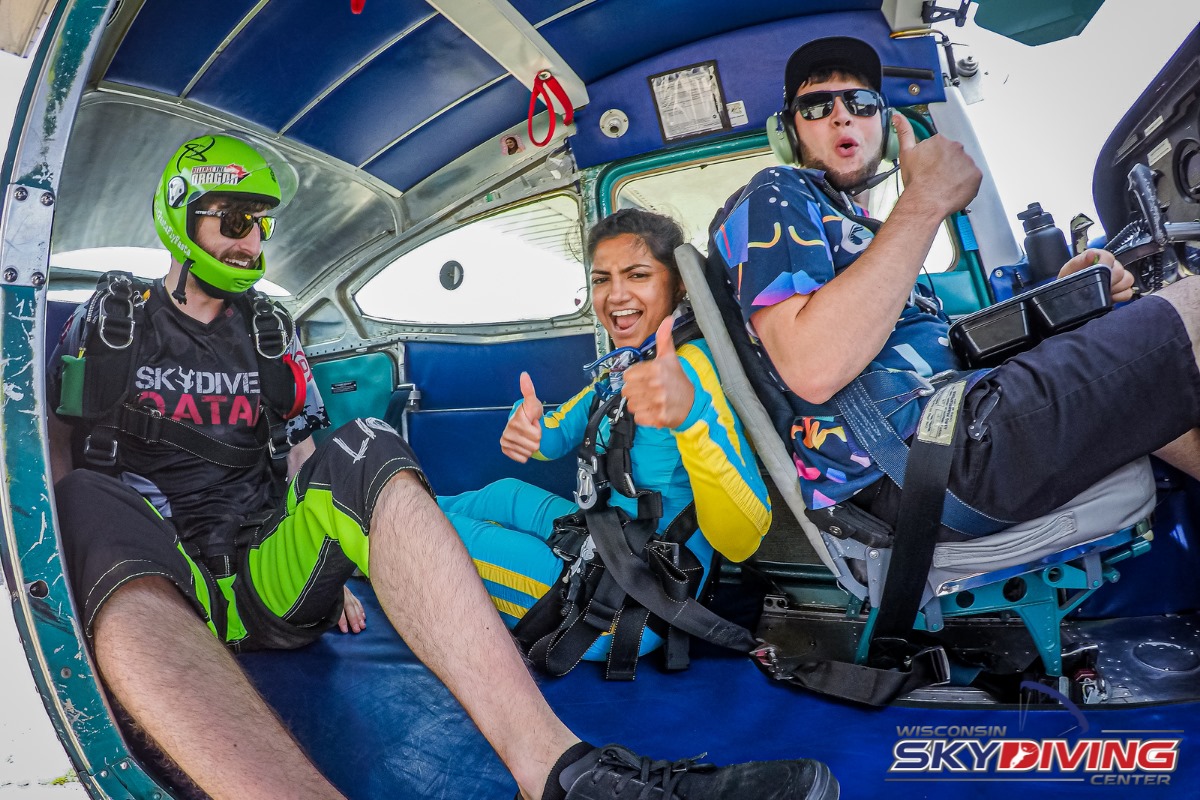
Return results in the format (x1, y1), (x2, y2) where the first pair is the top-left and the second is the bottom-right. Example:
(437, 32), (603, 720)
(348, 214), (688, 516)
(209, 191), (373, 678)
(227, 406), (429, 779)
(47, 133), (839, 800)
(153, 133), (283, 300)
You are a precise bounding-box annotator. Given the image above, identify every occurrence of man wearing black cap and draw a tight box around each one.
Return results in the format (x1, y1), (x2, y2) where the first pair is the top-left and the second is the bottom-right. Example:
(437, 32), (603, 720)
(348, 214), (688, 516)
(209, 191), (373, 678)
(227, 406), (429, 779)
(712, 35), (1200, 540)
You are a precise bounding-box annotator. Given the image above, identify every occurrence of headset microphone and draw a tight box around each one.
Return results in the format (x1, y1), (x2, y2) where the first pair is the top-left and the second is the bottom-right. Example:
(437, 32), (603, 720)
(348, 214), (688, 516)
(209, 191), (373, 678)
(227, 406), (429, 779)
(843, 161), (900, 198)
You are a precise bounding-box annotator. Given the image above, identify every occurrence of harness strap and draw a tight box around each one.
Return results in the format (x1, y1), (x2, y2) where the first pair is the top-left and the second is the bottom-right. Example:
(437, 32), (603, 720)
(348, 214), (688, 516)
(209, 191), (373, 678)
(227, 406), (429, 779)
(751, 641), (951, 707)
(514, 502), (717, 679)
(868, 380), (966, 660)
(585, 506), (757, 652)
(69, 275), (302, 469)
(833, 371), (1010, 535)
(92, 404), (272, 469)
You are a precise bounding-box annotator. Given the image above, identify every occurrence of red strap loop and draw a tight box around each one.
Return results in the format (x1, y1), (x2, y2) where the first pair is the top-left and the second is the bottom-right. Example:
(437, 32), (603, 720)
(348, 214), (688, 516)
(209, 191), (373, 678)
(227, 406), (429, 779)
(281, 354), (307, 420)
(528, 70), (575, 147)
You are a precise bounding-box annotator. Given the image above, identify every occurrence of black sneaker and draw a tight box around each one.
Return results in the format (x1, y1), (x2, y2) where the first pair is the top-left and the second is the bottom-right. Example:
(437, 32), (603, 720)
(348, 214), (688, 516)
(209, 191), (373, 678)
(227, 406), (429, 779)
(558, 745), (839, 799)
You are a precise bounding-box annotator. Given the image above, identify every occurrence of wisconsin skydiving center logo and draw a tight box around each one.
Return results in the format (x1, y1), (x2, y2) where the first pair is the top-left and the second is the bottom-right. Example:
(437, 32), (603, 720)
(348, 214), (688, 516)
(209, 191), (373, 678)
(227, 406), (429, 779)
(888, 687), (1180, 787)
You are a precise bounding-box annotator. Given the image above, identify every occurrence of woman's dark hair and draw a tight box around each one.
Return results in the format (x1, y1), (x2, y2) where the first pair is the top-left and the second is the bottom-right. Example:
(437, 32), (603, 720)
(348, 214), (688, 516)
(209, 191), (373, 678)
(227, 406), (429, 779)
(586, 208), (685, 274)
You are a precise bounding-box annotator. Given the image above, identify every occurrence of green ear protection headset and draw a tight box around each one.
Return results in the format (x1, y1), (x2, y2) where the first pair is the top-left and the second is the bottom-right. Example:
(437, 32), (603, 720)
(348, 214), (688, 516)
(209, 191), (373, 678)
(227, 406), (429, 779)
(765, 101), (900, 166)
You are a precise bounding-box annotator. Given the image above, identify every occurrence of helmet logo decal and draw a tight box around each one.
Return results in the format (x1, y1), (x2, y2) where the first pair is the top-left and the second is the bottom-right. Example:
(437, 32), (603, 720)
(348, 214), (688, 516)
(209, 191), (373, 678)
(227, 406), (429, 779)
(190, 164), (250, 186)
(176, 137), (215, 171)
(166, 176), (188, 208)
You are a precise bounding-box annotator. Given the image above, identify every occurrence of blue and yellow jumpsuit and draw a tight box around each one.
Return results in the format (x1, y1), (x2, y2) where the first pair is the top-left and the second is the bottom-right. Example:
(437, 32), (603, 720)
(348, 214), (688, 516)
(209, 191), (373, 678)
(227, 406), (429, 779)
(438, 337), (770, 660)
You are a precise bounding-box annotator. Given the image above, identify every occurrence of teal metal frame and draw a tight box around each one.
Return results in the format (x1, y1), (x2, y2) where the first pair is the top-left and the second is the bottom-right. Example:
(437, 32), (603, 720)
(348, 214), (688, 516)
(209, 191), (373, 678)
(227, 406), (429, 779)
(0, 1), (169, 796)
(849, 520), (1153, 677)
(590, 116), (992, 314)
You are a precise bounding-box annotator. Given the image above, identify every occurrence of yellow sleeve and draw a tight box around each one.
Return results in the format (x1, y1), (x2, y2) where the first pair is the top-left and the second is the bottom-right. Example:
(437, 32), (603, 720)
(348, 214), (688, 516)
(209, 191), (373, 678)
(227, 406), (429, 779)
(673, 343), (771, 562)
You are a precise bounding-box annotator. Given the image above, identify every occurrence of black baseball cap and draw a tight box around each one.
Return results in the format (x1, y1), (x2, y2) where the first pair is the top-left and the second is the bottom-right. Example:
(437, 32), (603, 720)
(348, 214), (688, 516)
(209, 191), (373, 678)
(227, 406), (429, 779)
(784, 36), (883, 106)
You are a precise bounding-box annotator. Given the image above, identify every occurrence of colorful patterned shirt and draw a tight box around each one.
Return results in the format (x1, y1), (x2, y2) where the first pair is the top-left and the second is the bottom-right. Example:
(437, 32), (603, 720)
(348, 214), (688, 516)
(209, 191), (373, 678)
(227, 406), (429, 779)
(712, 165), (958, 509)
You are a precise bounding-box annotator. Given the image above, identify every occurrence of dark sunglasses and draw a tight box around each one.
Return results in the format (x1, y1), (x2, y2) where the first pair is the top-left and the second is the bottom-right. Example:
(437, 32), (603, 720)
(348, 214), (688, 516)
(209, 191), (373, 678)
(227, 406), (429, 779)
(790, 88), (883, 121)
(193, 208), (276, 241)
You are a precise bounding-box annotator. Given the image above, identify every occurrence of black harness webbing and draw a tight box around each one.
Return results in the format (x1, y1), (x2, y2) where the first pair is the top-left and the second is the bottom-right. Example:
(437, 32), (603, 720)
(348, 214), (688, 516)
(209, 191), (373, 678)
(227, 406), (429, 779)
(515, 317), (756, 679)
(66, 271), (301, 470)
(100, 404), (273, 469)
(867, 380), (966, 659)
(586, 506), (757, 652)
(752, 642), (950, 705)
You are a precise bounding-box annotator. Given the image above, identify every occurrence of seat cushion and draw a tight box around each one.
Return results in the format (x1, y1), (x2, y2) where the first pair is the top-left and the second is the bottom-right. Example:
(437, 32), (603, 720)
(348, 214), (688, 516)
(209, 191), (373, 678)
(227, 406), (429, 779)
(928, 457), (1155, 585)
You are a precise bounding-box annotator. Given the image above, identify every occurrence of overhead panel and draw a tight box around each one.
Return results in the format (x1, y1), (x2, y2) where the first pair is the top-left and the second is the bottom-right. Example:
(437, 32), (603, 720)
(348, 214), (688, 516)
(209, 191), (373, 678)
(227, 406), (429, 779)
(188, 0), (434, 133)
(568, 10), (941, 169)
(537, 0), (874, 84)
(104, 0), (262, 95)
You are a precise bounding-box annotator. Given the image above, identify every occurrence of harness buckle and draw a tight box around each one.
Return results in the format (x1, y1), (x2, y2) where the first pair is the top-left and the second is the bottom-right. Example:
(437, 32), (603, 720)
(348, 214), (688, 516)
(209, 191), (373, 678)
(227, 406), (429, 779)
(267, 426), (292, 460)
(252, 306), (290, 359)
(97, 277), (136, 350)
(123, 406), (164, 443)
(908, 646), (952, 686)
(82, 433), (118, 467)
(575, 455), (599, 509)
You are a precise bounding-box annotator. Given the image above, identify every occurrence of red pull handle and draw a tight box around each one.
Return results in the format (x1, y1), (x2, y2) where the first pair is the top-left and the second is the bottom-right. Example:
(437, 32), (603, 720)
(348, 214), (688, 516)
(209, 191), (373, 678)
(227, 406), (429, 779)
(527, 70), (575, 147)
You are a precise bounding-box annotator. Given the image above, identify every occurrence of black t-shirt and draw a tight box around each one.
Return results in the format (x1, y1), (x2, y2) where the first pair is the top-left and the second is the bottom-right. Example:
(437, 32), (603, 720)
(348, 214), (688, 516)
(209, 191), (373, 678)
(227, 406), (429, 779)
(49, 281), (327, 549)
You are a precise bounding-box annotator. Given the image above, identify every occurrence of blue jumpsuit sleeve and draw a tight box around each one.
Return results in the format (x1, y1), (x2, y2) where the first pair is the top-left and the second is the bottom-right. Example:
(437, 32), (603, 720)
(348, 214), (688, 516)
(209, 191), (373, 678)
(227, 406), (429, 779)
(671, 342), (771, 562)
(510, 383), (596, 461)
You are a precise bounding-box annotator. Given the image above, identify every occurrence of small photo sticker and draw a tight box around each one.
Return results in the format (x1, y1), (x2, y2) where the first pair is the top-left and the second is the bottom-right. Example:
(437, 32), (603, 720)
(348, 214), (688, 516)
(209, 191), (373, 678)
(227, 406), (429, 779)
(500, 135), (525, 155)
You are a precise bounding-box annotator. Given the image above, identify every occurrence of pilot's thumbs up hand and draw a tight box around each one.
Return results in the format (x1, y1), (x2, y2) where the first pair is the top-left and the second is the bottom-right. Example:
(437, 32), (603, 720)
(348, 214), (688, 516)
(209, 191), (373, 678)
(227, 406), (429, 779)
(894, 112), (980, 216)
(500, 371), (544, 463)
(621, 317), (695, 429)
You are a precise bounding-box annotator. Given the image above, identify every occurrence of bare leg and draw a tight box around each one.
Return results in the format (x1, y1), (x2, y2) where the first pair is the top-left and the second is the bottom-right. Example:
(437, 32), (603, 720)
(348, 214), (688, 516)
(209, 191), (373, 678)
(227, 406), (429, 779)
(1157, 276), (1200, 363)
(94, 577), (344, 800)
(368, 471), (578, 800)
(1155, 428), (1200, 481)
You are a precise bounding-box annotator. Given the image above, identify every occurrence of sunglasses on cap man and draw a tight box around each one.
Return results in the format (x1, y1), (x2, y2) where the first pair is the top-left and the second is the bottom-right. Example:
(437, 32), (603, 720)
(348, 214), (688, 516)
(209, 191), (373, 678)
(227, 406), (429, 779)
(192, 206), (276, 241)
(790, 88), (884, 121)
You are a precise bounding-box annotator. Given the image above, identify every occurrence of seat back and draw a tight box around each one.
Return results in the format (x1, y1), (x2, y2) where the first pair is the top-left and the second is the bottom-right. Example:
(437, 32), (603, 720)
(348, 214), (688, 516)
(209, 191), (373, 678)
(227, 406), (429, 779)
(674, 244), (836, 572)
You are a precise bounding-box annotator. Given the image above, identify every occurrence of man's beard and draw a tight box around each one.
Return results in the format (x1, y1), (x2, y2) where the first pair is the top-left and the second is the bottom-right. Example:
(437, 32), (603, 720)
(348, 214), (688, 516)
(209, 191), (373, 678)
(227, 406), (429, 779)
(798, 142), (884, 194)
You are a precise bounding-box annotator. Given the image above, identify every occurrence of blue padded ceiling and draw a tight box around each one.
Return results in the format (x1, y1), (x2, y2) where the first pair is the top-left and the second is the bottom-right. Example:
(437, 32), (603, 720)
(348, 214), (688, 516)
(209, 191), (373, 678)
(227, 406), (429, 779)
(288, 15), (505, 165)
(187, 0), (435, 133)
(101, 0), (898, 192)
(508, 0), (585, 22)
(365, 76), (531, 190)
(105, 0), (263, 95)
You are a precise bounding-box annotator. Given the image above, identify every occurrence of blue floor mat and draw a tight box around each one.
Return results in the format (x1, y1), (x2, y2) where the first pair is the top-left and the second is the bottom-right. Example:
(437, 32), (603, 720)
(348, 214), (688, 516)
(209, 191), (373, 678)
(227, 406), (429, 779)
(239, 578), (1200, 799)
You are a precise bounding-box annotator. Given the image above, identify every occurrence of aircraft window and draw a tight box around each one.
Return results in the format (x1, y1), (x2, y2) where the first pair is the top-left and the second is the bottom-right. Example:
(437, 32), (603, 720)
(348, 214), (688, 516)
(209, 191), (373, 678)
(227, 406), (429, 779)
(865, 170), (957, 273)
(356, 195), (587, 325)
(47, 246), (290, 302)
(615, 153), (777, 254)
(614, 152), (957, 272)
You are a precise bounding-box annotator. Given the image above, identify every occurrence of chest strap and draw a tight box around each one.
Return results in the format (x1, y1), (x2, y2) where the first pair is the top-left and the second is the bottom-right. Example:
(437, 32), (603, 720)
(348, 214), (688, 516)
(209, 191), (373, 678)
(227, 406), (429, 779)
(69, 274), (300, 469)
(84, 404), (279, 469)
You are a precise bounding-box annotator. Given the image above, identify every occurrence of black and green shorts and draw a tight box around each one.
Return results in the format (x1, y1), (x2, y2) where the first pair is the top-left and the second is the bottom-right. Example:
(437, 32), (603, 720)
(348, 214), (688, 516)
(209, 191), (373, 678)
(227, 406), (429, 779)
(55, 418), (430, 651)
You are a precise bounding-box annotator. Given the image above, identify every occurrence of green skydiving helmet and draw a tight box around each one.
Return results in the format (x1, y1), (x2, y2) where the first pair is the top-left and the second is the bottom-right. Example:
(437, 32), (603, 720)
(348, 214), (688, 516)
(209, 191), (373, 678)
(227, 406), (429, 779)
(153, 133), (298, 298)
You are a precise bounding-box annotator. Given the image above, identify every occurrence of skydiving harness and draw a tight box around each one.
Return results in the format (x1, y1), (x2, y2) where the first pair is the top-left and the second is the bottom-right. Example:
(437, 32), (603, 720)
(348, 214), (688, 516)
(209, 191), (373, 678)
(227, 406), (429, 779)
(513, 315), (759, 680)
(56, 270), (306, 472)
